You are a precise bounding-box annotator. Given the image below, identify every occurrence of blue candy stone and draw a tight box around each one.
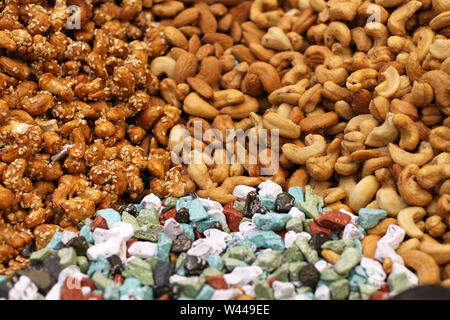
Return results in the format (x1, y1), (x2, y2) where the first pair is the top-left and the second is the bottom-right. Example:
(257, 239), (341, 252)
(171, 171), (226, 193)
(189, 198), (209, 222)
(96, 208), (122, 229)
(80, 225), (94, 244)
(46, 232), (64, 252)
(253, 212), (291, 231)
(207, 255), (224, 271)
(178, 223), (195, 241)
(120, 278), (142, 297)
(258, 196), (276, 211)
(177, 196), (193, 211)
(245, 230), (285, 251)
(358, 208), (387, 229)
(288, 187), (305, 204)
(156, 232), (173, 262)
(194, 217), (221, 233)
(87, 255), (110, 278)
(196, 284), (215, 300)
(104, 286), (120, 300)
(354, 239), (363, 253)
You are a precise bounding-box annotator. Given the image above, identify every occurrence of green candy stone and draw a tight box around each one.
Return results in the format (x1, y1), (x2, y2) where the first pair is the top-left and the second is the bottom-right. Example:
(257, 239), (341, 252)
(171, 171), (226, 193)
(330, 279), (349, 300)
(254, 280), (274, 300)
(122, 258), (154, 286)
(252, 249), (282, 272)
(334, 247), (362, 274)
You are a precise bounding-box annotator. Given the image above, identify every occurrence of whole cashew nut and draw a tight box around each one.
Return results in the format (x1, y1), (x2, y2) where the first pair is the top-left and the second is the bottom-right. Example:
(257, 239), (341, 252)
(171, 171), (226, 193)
(281, 134), (327, 164)
(365, 112), (399, 147)
(398, 206), (427, 238)
(150, 56), (176, 79)
(388, 141), (434, 167)
(398, 164), (434, 206)
(401, 249), (440, 284)
(348, 175), (380, 212)
(376, 187), (409, 217)
(374, 66), (401, 98)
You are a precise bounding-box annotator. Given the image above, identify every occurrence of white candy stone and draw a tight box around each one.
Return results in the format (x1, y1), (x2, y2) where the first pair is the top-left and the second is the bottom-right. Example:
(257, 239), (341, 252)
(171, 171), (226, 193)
(284, 231), (300, 248)
(140, 193), (162, 211)
(204, 228), (232, 242)
(339, 209), (360, 225)
(375, 241), (404, 265)
(211, 289), (241, 300)
(163, 218), (183, 240)
(61, 231), (78, 245)
(379, 225), (406, 250)
(87, 237), (126, 262)
(57, 265), (84, 285)
(342, 223), (364, 240)
(239, 221), (258, 236)
(391, 263), (418, 287)
(128, 241), (158, 259)
(169, 274), (186, 285)
(198, 198), (223, 212)
(110, 222), (134, 242)
(315, 284), (331, 300)
(288, 207), (305, 219)
(8, 276), (38, 300)
(187, 238), (226, 258)
(232, 185), (256, 199)
(45, 282), (62, 300)
(297, 232), (312, 241)
(273, 281), (295, 300)
(243, 284), (255, 297)
(360, 257), (387, 289)
(314, 260), (332, 273)
(207, 209), (228, 229)
(229, 266), (263, 286)
(258, 180), (283, 201)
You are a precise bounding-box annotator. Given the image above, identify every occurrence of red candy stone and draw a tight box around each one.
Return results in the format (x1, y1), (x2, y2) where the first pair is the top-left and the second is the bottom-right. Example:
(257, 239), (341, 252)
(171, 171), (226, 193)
(371, 291), (390, 300)
(314, 210), (351, 229)
(157, 293), (170, 300)
(309, 222), (332, 238)
(159, 208), (177, 225)
(114, 274), (124, 285)
(61, 277), (84, 300)
(206, 275), (228, 290)
(80, 277), (96, 291)
(126, 238), (138, 258)
(222, 203), (244, 232)
(267, 277), (276, 287)
(91, 215), (109, 231)
(194, 228), (203, 239)
(276, 230), (287, 241)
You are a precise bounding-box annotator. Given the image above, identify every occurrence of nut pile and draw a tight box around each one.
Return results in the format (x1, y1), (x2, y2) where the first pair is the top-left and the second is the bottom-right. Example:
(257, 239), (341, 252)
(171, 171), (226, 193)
(0, 0), (449, 299)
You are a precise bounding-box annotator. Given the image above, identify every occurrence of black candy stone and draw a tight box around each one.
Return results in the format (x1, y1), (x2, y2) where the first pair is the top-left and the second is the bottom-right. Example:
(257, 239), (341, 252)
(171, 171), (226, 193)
(107, 255), (124, 276)
(275, 192), (295, 213)
(244, 191), (268, 218)
(42, 255), (63, 280)
(153, 283), (180, 300)
(21, 243), (33, 258)
(298, 263), (320, 289)
(16, 267), (55, 294)
(119, 203), (138, 217)
(309, 233), (332, 251)
(175, 207), (190, 224)
(65, 236), (90, 256)
(183, 255), (208, 276)
(171, 238), (192, 253)
(153, 261), (175, 287)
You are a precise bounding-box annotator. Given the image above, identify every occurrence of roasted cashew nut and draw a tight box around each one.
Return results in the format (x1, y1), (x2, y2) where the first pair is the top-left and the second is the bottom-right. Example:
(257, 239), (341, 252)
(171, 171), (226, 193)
(282, 134), (327, 165)
(398, 164), (434, 207)
(397, 207), (427, 238)
(388, 141), (434, 167)
(400, 249), (440, 284)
